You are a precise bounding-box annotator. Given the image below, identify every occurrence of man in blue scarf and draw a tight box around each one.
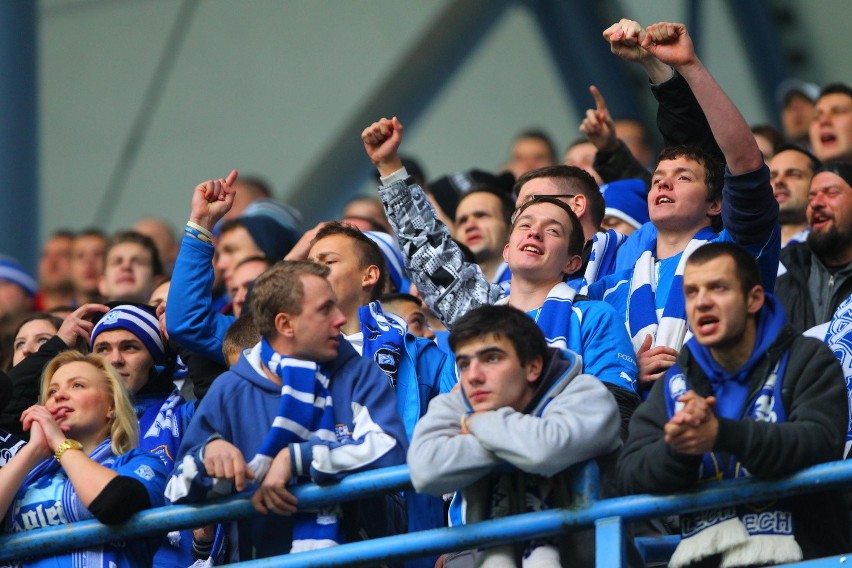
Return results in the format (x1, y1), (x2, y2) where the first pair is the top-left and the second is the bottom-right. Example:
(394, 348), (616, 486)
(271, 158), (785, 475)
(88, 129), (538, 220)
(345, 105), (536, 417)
(167, 260), (407, 561)
(618, 242), (850, 567)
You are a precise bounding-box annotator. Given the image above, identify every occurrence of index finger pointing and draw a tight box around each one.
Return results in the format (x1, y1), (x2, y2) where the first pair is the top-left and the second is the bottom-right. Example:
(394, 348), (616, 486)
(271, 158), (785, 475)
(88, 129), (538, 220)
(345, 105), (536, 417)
(590, 85), (608, 113)
(225, 169), (238, 186)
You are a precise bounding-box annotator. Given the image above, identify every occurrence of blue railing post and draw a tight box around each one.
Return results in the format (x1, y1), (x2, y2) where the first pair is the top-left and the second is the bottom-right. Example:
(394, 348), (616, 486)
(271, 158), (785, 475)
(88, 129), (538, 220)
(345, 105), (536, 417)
(596, 516), (626, 568)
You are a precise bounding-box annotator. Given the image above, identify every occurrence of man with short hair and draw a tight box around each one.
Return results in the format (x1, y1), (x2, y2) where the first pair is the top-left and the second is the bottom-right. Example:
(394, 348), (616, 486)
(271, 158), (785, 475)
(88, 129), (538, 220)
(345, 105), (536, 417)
(776, 162), (852, 332)
(89, 303), (196, 567)
(809, 83), (852, 164)
(133, 217), (179, 278)
(453, 188), (514, 284)
(583, 21), (779, 390)
(35, 230), (75, 311)
(228, 256), (273, 317)
(380, 293), (434, 340)
(769, 145), (821, 246)
(618, 242), (850, 566)
(506, 129), (557, 178)
(167, 260), (407, 560)
(99, 231), (163, 304)
(409, 304), (621, 567)
(70, 229), (106, 305)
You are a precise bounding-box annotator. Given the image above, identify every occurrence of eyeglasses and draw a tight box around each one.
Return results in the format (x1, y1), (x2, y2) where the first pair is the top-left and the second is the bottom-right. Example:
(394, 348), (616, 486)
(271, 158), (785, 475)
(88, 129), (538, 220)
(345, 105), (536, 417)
(526, 193), (576, 201)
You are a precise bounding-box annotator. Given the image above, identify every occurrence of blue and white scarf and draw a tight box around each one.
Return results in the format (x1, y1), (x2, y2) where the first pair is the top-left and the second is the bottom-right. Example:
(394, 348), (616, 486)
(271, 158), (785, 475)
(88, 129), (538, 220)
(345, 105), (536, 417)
(626, 228), (716, 353)
(571, 229), (627, 294)
(532, 282), (577, 350)
(822, 293), (852, 458)
(246, 338), (342, 552)
(136, 389), (185, 470)
(6, 439), (120, 568)
(358, 301), (406, 388)
(664, 302), (801, 567)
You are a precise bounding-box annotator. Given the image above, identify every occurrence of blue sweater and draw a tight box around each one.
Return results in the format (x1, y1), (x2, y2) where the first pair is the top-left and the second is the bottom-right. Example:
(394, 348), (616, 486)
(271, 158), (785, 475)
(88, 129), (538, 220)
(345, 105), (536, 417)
(167, 338), (407, 560)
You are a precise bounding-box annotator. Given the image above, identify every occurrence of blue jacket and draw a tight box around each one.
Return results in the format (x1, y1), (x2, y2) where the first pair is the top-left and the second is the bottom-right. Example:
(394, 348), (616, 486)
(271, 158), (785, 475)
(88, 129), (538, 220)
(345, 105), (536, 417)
(166, 338), (407, 560)
(392, 329), (457, 568)
(167, 235), (233, 365)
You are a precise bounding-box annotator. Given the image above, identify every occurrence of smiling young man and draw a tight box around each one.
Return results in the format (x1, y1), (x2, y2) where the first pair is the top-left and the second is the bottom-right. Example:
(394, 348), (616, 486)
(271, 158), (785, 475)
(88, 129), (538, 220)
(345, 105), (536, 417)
(167, 260), (407, 561)
(363, 119), (639, 439)
(408, 304), (620, 567)
(618, 242), (850, 566)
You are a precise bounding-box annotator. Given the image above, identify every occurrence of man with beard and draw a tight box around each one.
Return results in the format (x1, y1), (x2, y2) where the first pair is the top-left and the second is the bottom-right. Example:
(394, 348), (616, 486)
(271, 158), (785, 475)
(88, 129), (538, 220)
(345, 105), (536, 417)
(775, 162), (852, 331)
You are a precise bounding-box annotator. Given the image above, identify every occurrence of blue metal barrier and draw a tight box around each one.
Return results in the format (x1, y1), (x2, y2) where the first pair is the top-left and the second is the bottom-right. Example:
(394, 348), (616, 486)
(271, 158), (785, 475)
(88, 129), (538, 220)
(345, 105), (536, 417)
(2, 460), (852, 566)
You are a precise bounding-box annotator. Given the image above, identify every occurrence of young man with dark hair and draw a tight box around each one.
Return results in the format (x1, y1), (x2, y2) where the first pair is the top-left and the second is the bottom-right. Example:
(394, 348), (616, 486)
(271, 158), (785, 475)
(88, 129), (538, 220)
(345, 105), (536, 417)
(618, 242), (850, 566)
(583, 20), (779, 391)
(409, 304), (621, 567)
(167, 260), (407, 561)
(380, 292), (434, 340)
(99, 230), (164, 304)
(506, 129), (558, 179)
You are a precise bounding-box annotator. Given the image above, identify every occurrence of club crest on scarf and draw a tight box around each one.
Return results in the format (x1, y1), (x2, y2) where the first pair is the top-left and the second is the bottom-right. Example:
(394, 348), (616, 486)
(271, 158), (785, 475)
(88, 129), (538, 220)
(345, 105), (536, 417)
(359, 302), (405, 388)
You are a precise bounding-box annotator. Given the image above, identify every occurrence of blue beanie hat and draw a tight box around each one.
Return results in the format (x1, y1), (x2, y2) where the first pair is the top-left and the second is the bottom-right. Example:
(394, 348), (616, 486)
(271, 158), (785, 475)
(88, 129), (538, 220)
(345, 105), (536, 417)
(365, 231), (411, 293)
(90, 304), (165, 364)
(600, 179), (650, 230)
(238, 200), (303, 259)
(0, 256), (37, 297)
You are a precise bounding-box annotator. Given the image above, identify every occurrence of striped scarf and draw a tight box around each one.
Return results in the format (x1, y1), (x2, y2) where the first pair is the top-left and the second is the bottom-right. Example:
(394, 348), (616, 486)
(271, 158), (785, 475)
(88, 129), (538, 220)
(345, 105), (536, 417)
(664, 301), (801, 567)
(7, 439), (119, 568)
(246, 338), (342, 552)
(626, 228), (715, 353)
(571, 229), (627, 294)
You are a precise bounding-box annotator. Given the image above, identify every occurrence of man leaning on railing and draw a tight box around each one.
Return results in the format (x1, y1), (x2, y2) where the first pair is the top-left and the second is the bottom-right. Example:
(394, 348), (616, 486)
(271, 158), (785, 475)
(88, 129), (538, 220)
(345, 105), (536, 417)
(618, 241), (852, 567)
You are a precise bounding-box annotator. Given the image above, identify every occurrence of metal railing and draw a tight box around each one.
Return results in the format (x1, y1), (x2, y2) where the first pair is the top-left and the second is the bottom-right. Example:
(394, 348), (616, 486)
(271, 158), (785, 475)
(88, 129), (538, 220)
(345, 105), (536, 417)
(2, 460), (851, 567)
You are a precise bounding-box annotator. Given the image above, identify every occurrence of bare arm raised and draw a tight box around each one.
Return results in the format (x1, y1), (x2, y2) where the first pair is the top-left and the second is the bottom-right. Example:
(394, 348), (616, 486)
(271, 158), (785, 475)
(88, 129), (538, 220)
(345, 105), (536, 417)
(641, 22), (763, 174)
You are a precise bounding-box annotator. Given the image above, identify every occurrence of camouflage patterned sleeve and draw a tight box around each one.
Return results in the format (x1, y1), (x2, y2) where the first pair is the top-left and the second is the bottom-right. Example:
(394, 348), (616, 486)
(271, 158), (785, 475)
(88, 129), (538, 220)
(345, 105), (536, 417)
(378, 177), (507, 327)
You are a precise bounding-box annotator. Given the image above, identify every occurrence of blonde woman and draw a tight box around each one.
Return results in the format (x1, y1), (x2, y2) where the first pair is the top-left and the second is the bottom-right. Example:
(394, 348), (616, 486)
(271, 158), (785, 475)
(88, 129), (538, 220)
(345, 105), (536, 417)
(0, 351), (168, 567)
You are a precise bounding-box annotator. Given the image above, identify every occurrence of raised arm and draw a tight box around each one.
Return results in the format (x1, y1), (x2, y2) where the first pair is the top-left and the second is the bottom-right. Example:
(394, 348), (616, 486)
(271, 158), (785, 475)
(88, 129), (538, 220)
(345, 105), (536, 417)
(362, 118), (505, 327)
(167, 171), (239, 364)
(641, 22), (763, 174)
(581, 85), (652, 186)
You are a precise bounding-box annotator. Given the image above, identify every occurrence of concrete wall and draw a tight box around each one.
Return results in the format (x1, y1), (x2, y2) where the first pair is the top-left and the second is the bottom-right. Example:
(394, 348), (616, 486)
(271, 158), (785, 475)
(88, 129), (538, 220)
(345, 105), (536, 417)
(31, 0), (852, 250)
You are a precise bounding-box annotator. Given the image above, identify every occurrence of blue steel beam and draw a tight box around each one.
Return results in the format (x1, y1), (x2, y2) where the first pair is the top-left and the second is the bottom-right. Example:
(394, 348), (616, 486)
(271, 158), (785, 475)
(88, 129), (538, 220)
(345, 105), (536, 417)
(0, 2), (38, 272)
(526, 0), (644, 125)
(723, 0), (790, 123)
(285, 0), (511, 226)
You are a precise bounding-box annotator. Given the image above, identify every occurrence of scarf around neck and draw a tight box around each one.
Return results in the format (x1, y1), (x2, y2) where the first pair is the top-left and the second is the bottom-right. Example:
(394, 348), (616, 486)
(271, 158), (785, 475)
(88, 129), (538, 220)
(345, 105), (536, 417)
(664, 296), (800, 567)
(246, 337), (342, 553)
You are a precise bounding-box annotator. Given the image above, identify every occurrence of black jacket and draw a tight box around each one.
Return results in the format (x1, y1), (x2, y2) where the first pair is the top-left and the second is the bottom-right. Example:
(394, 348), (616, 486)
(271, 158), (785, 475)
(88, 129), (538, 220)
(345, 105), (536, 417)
(618, 325), (852, 561)
(776, 242), (852, 332)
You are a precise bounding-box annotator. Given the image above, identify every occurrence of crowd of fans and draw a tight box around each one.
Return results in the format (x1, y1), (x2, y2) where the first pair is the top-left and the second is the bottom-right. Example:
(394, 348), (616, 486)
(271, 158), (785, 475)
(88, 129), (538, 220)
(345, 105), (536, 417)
(1, 16), (852, 568)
